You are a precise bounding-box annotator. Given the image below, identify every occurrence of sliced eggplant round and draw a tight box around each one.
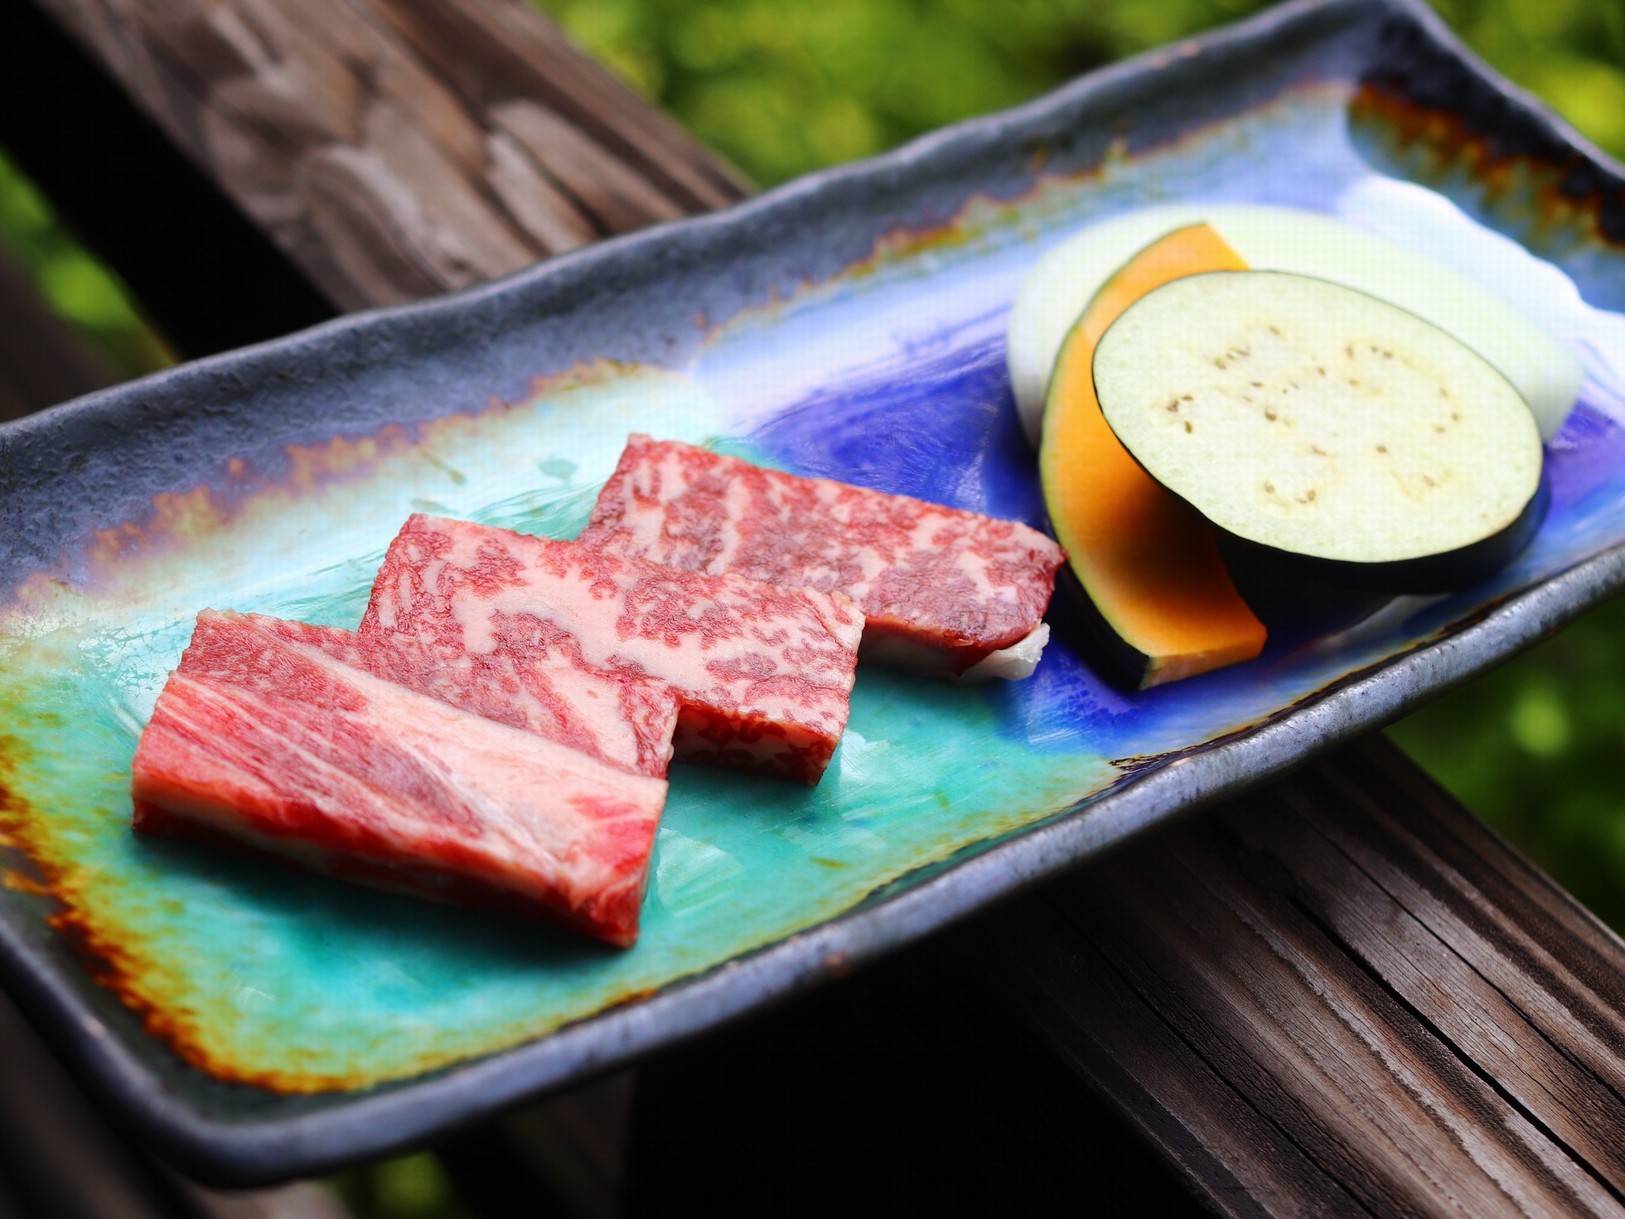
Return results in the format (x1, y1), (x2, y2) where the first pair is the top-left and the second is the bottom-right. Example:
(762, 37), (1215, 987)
(1007, 203), (1581, 445)
(1093, 270), (1546, 592)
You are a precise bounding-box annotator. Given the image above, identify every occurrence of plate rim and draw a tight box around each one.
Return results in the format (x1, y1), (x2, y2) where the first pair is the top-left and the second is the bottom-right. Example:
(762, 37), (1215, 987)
(3, 0), (1624, 1185)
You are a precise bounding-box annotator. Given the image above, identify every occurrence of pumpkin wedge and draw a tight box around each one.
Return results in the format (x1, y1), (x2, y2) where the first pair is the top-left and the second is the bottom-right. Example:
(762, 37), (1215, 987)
(1038, 223), (1266, 688)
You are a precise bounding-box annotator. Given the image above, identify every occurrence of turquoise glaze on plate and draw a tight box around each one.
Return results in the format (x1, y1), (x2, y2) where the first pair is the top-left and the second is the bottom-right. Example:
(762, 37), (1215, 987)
(0, 326), (1115, 1092)
(3, 0), (1625, 1183)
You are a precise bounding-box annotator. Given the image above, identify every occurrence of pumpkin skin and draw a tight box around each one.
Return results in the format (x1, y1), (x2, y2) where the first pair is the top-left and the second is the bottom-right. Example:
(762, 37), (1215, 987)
(1038, 223), (1267, 689)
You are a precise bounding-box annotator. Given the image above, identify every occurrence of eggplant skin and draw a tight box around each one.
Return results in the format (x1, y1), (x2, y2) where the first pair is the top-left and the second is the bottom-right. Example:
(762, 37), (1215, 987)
(1046, 564), (1272, 691)
(1216, 467), (1550, 595)
(1045, 564), (1161, 690)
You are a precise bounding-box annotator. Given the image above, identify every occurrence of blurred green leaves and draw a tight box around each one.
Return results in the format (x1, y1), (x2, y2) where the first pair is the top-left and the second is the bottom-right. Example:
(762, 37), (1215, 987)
(538, 0), (1237, 183)
(1439, 0), (1625, 157)
(326, 1153), (471, 1219)
(0, 148), (169, 379)
(537, 0), (1625, 186)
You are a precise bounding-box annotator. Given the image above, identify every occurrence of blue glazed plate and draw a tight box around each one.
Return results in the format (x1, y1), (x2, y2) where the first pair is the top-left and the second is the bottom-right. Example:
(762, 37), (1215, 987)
(4, 0), (1625, 1184)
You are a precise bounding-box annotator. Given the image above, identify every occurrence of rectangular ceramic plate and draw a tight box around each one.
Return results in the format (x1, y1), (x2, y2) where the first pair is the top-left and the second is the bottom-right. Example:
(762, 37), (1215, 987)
(4, 0), (1625, 1185)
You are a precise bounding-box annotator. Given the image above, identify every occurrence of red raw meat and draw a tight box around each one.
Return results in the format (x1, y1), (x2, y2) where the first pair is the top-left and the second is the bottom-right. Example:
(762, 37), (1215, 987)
(132, 610), (667, 946)
(361, 515), (864, 785)
(243, 613), (677, 778)
(578, 435), (1066, 678)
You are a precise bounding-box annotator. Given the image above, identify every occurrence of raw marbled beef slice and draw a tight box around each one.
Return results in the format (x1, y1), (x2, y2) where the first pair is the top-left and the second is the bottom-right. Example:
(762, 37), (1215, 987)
(244, 613), (677, 778)
(578, 434), (1067, 678)
(132, 610), (667, 946)
(360, 515), (863, 785)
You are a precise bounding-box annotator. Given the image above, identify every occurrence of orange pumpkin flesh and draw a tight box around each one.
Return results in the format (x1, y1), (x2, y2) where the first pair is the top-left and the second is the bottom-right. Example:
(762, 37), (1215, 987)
(1038, 223), (1267, 688)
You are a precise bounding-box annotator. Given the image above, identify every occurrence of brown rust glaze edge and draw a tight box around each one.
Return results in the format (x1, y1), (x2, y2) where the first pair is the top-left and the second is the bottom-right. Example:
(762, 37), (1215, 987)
(12, 361), (634, 606)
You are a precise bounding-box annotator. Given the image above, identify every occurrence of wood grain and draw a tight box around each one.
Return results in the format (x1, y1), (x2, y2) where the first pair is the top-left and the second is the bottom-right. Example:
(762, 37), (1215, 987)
(977, 736), (1625, 1218)
(622, 941), (1212, 1218)
(0, 0), (340, 357)
(32, 0), (750, 312)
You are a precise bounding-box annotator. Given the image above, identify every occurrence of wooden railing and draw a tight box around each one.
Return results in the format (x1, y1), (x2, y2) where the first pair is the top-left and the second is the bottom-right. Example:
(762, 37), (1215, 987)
(4, 1), (1625, 1215)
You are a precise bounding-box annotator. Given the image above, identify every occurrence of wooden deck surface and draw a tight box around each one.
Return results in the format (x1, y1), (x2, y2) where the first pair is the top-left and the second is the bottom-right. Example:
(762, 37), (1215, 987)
(5, 1), (1625, 1214)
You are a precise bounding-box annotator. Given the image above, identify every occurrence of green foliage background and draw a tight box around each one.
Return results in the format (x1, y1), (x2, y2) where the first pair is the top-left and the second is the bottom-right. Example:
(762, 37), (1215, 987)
(1, 3), (1623, 1210)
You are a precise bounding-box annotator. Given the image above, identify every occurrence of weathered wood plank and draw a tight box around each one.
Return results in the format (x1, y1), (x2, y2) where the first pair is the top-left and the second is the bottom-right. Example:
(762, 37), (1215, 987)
(1269, 749), (1625, 1184)
(31, 0), (749, 312)
(622, 941), (1212, 1217)
(0, 1), (336, 358)
(976, 736), (1625, 1217)
(988, 895), (1367, 1218)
